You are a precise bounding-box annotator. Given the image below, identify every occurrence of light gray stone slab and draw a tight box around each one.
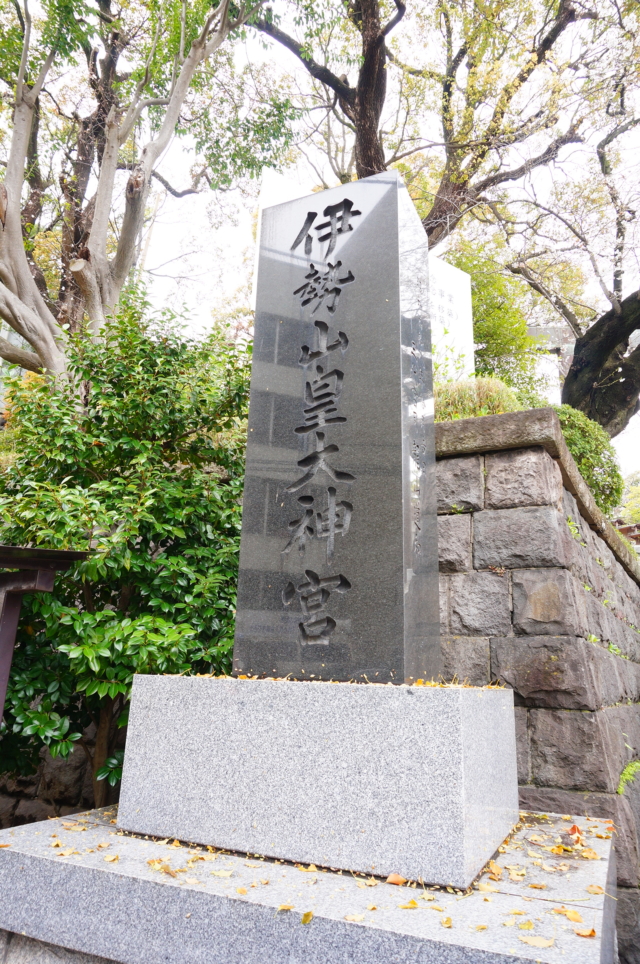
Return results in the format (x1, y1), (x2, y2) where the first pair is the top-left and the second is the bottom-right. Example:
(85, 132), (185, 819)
(0, 810), (616, 964)
(117, 676), (518, 889)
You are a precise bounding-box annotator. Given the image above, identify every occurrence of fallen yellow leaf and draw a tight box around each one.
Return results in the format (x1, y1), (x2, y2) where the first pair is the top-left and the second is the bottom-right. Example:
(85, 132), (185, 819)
(278, 904), (294, 912)
(0, 843), (12, 848)
(528, 883), (547, 890)
(431, 905), (444, 912)
(367, 904), (377, 911)
(210, 870), (233, 878)
(529, 835), (545, 843)
(58, 848), (77, 857)
(586, 884), (604, 895)
(581, 849), (600, 860)
(441, 917), (452, 928)
(518, 921), (534, 930)
(508, 910), (525, 915)
(260, 879), (270, 885)
(104, 854), (119, 863)
(419, 893), (435, 901)
(527, 850), (538, 858)
(399, 899), (419, 909)
(345, 914), (365, 922)
(476, 924), (487, 932)
(519, 935), (554, 948)
(236, 887), (247, 895)
(503, 919), (515, 927)
(97, 843), (110, 850)
(365, 879), (377, 887)
(171, 839), (182, 848)
(301, 912), (313, 925)
(478, 882), (498, 893)
(565, 909), (583, 923)
(183, 878), (201, 885)
(575, 927), (596, 938)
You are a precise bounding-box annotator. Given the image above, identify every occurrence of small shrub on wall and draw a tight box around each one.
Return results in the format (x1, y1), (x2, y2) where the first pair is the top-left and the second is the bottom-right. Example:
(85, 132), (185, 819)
(0, 290), (250, 804)
(434, 377), (522, 421)
(552, 405), (623, 516)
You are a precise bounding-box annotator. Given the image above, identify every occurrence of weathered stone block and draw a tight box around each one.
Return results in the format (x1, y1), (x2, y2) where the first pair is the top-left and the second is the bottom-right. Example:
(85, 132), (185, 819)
(449, 570), (512, 636)
(436, 454), (484, 514)
(441, 636), (490, 685)
(518, 785), (639, 888)
(529, 708), (627, 793)
(485, 446), (563, 509)
(512, 568), (589, 637)
(39, 746), (87, 807)
(0, 795), (17, 831)
(439, 574), (449, 634)
(0, 930), (109, 964)
(438, 514), (472, 572)
(490, 635), (625, 710)
(474, 506), (570, 570)
(514, 707), (530, 785)
(119, 676), (519, 889)
(12, 799), (57, 826)
(616, 886), (640, 964)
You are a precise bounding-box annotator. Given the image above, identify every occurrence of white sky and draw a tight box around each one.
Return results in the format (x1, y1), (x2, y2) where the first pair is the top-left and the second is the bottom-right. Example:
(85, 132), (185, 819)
(137, 27), (640, 480)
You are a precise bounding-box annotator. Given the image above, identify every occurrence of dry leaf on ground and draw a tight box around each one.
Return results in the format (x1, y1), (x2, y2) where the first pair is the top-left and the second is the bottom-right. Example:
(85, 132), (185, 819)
(367, 904), (377, 911)
(519, 935), (554, 948)
(301, 912), (313, 924)
(104, 855), (119, 863)
(210, 870), (233, 878)
(399, 899), (419, 909)
(278, 904), (294, 912)
(478, 882), (498, 893)
(440, 917), (452, 928)
(183, 878), (201, 885)
(529, 883), (547, 890)
(386, 873), (407, 885)
(587, 884), (604, 895)
(518, 921), (534, 930)
(236, 887), (247, 895)
(581, 849), (600, 860)
(345, 914), (364, 922)
(476, 925), (487, 931)
(575, 927), (596, 938)
(58, 848), (77, 857)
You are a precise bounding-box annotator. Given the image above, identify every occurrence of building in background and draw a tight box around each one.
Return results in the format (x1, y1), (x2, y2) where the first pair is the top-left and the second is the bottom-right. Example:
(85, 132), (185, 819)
(429, 257), (475, 381)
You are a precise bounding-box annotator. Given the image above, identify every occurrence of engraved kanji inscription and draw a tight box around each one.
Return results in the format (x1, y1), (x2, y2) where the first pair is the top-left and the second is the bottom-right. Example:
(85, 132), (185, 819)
(299, 320), (348, 366)
(291, 199), (361, 258)
(295, 365), (346, 435)
(283, 569), (352, 644)
(286, 431), (356, 493)
(316, 199), (362, 256)
(316, 486), (352, 561)
(293, 261), (355, 315)
(282, 489), (352, 561)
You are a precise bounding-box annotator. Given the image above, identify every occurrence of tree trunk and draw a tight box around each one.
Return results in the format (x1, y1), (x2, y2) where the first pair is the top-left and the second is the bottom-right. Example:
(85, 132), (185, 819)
(92, 696), (114, 809)
(562, 291), (640, 437)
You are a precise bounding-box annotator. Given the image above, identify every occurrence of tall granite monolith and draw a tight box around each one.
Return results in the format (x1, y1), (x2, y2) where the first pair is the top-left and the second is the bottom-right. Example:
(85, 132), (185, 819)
(233, 171), (440, 683)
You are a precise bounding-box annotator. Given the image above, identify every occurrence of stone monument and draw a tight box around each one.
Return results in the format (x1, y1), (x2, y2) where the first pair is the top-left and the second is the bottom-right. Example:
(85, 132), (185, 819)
(233, 171), (440, 684)
(0, 174), (616, 964)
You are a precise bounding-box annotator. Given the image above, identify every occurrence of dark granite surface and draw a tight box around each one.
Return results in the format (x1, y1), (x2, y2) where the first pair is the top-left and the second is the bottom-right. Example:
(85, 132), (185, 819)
(233, 172), (440, 683)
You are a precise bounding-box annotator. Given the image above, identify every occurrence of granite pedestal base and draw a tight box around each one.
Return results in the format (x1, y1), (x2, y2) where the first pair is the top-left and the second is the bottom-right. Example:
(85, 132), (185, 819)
(117, 676), (518, 889)
(0, 810), (616, 963)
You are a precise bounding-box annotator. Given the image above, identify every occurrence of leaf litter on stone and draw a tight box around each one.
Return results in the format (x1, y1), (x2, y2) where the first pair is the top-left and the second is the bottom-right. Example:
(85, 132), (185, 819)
(587, 884), (604, 895)
(301, 912), (313, 924)
(519, 935), (554, 948)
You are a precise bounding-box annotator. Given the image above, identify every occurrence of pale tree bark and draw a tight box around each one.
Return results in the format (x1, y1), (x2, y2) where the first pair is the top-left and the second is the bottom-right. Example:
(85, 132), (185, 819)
(0, 0), (262, 373)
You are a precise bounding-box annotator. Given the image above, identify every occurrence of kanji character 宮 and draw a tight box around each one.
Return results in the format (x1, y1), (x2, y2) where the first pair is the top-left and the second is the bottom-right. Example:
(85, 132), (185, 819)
(282, 569), (351, 644)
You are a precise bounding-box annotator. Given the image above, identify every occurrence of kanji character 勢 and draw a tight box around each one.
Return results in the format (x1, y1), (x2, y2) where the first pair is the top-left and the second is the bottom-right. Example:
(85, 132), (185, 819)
(293, 261), (355, 315)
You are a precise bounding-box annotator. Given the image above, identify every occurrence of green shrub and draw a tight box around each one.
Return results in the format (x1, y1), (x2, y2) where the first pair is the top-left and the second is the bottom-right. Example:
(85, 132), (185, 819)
(434, 377), (522, 422)
(552, 405), (623, 516)
(0, 290), (250, 802)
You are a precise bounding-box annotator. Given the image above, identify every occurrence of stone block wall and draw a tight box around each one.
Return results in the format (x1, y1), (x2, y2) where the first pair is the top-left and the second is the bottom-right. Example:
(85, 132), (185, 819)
(437, 431), (640, 964)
